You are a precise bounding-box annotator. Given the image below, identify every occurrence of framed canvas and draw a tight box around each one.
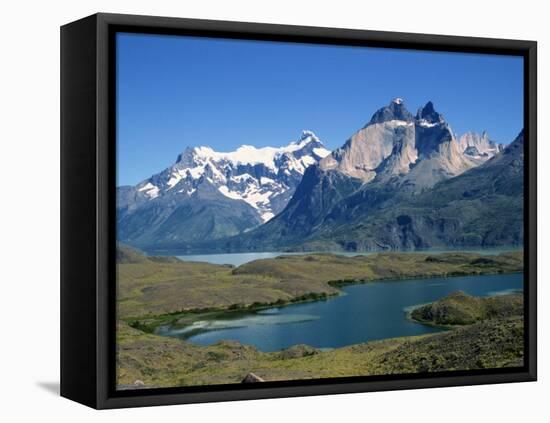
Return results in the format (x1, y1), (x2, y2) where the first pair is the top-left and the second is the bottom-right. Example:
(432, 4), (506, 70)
(60, 13), (537, 409)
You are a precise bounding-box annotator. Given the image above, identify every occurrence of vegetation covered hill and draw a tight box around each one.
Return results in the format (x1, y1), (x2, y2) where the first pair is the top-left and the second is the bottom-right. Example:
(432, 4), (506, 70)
(117, 312), (523, 388)
(116, 246), (524, 389)
(410, 291), (523, 326)
(116, 246), (523, 319)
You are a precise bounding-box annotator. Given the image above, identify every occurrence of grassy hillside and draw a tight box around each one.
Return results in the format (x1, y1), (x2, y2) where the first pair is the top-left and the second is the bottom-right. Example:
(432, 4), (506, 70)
(117, 314), (523, 388)
(117, 248), (523, 320)
(116, 247), (524, 389)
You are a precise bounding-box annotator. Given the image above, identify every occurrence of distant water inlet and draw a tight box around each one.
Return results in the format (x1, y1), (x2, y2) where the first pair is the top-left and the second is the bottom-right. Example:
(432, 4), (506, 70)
(156, 273), (523, 352)
(174, 248), (519, 267)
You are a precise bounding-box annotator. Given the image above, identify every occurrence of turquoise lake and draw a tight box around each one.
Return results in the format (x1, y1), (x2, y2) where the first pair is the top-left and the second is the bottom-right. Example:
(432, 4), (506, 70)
(156, 272), (523, 352)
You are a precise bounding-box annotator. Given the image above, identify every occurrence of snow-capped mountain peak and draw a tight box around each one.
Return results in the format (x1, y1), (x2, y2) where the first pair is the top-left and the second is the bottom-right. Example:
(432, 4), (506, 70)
(299, 129), (320, 142)
(174, 130), (328, 172)
(125, 131), (329, 224)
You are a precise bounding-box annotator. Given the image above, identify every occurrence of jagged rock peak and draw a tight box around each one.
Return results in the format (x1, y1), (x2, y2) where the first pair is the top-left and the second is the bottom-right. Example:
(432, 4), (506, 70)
(174, 130), (327, 169)
(458, 130), (503, 158)
(463, 145), (482, 157)
(368, 98), (414, 125)
(300, 129), (320, 142)
(175, 146), (197, 166)
(416, 101), (445, 126)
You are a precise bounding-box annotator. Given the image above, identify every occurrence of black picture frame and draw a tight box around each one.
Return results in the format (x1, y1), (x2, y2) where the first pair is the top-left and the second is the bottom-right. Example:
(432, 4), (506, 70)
(60, 12), (537, 409)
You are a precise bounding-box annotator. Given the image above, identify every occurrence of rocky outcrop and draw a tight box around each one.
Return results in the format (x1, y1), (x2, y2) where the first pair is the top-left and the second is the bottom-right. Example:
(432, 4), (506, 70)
(241, 372), (265, 383)
(458, 131), (503, 157)
(278, 344), (320, 359)
(410, 291), (523, 326)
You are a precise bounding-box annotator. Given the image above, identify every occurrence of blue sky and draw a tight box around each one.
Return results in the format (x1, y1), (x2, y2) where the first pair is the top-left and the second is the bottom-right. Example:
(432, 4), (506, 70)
(117, 32), (523, 186)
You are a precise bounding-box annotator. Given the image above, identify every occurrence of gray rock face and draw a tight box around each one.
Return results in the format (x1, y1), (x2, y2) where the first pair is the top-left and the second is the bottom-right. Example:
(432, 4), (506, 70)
(458, 131), (503, 158)
(373, 123), (418, 182)
(321, 99), (418, 182)
(400, 120), (476, 191)
(320, 119), (416, 182)
(463, 145), (482, 157)
(320, 99), (489, 192)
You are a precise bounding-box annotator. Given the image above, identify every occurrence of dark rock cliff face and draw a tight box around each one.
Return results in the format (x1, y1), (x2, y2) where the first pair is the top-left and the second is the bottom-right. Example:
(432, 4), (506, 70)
(416, 101), (444, 125)
(368, 98), (414, 124)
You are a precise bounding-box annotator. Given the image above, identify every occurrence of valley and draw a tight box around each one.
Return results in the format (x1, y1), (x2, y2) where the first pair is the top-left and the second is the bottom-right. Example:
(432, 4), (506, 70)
(116, 247), (524, 388)
(117, 245), (523, 320)
(115, 98), (526, 389)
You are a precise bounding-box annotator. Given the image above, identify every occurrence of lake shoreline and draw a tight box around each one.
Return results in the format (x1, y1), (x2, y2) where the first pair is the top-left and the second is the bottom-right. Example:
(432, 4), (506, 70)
(118, 246), (524, 350)
(127, 291), (340, 335)
(128, 270), (523, 345)
(145, 245), (524, 259)
(117, 309), (525, 389)
(116, 247), (525, 387)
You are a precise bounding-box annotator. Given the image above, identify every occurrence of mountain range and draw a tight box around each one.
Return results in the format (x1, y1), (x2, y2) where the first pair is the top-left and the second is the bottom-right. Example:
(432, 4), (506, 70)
(117, 99), (522, 253)
(116, 130), (330, 248)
